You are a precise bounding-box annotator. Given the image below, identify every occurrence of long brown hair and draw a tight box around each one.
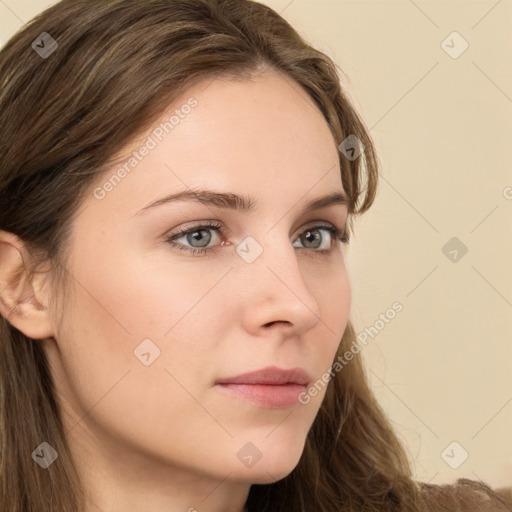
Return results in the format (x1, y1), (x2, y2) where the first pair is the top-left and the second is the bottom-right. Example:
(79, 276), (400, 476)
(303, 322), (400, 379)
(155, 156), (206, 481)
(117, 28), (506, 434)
(0, 1), (509, 511)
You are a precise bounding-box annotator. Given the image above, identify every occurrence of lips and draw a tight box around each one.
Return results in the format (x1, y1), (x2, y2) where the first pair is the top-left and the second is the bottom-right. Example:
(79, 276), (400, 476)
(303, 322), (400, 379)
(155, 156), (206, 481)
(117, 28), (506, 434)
(215, 366), (311, 408)
(215, 365), (311, 386)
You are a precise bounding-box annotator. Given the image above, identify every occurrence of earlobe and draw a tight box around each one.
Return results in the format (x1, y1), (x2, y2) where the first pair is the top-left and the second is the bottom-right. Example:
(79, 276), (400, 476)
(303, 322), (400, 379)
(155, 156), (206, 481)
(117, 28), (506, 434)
(0, 231), (55, 340)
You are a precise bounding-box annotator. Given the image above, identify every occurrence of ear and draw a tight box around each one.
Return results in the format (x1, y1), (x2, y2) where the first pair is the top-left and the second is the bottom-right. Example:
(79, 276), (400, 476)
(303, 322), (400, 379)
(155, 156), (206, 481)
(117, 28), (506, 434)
(0, 230), (55, 340)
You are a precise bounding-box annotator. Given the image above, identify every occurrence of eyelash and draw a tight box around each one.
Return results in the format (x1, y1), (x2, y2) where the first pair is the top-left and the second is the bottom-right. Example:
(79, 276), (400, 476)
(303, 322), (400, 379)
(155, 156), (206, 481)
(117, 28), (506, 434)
(164, 221), (349, 257)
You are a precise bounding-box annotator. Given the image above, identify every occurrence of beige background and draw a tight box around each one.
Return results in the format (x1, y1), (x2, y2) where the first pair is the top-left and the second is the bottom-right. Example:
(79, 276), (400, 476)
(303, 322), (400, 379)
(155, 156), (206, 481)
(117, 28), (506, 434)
(1, 0), (511, 488)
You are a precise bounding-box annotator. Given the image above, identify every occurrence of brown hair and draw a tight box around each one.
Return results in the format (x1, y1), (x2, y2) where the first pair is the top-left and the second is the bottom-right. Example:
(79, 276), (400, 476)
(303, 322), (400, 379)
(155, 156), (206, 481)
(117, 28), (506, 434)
(0, 1), (509, 511)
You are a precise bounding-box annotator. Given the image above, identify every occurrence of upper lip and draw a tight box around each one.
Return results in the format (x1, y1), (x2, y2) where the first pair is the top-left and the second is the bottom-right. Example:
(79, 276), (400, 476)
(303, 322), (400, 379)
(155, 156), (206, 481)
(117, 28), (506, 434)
(216, 365), (310, 386)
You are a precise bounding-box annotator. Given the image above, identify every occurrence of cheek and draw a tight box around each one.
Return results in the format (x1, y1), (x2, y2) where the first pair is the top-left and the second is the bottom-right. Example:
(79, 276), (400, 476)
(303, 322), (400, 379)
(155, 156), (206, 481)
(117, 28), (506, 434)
(304, 263), (350, 403)
(55, 249), (228, 460)
(69, 239), (221, 340)
(58, 242), (227, 397)
(312, 260), (351, 341)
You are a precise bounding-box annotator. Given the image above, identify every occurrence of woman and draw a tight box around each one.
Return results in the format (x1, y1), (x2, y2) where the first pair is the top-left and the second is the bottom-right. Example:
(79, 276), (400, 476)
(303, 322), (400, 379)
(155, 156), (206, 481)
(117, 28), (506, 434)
(0, 1), (509, 511)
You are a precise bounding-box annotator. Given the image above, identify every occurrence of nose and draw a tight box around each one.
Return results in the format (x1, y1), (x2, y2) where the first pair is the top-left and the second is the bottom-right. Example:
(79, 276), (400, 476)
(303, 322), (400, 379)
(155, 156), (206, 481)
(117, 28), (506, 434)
(237, 230), (323, 338)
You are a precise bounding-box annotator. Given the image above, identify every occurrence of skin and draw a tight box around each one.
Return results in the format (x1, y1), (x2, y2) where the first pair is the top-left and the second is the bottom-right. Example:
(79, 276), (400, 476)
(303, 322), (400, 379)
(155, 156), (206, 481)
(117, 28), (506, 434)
(0, 68), (351, 512)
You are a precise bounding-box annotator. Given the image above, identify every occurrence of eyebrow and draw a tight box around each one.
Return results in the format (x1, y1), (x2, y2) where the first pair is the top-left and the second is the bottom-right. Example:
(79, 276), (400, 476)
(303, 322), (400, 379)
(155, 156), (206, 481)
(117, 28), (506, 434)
(134, 188), (349, 217)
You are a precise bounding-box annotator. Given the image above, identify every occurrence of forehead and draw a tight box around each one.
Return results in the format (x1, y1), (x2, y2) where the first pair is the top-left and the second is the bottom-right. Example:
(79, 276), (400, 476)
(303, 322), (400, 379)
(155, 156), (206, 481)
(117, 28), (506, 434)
(90, 69), (344, 216)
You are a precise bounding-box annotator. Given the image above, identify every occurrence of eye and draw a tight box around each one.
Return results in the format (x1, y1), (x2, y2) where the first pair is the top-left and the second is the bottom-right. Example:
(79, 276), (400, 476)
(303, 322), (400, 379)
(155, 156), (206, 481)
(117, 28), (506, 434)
(164, 220), (223, 256)
(164, 221), (348, 257)
(292, 224), (347, 253)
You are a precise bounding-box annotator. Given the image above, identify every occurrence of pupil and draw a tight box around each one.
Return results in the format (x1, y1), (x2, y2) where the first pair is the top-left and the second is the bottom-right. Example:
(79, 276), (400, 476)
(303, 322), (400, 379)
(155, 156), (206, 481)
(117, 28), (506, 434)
(189, 229), (211, 248)
(304, 230), (321, 248)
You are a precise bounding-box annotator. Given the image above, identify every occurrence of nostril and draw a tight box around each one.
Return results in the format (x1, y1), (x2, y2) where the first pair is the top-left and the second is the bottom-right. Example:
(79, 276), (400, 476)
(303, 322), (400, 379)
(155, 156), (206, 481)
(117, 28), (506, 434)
(265, 320), (291, 328)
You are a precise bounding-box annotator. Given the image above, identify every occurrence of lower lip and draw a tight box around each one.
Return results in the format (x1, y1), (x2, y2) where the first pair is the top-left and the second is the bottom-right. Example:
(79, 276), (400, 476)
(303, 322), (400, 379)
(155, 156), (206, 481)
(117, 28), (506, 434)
(216, 383), (306, 408)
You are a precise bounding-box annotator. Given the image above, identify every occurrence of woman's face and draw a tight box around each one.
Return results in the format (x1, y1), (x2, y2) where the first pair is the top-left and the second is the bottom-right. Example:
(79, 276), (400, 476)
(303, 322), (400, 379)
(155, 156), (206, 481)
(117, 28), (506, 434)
(43, 69), (351, 488)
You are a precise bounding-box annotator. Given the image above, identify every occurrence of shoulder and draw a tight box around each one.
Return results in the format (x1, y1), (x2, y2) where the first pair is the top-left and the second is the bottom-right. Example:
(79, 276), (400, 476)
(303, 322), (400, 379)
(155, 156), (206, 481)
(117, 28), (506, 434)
(417, 478), (511, 511)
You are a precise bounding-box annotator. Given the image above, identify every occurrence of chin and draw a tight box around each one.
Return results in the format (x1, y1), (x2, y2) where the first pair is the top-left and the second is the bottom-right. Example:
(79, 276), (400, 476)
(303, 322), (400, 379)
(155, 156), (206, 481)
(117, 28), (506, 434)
(230, 463), (299, 485)
(228, 443), (305, 485)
